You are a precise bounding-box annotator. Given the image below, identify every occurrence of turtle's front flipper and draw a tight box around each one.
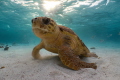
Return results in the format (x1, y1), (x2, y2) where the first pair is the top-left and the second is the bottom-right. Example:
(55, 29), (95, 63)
(32, 42), (44, 59)
(58, 46), (97, 70)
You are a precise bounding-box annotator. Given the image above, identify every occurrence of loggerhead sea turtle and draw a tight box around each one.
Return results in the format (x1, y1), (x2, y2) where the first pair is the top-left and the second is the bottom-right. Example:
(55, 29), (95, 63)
(31, 17), (98, 70)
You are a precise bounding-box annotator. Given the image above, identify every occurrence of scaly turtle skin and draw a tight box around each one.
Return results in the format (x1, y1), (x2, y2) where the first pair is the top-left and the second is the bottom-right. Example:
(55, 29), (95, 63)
(31, 17), (98, 70)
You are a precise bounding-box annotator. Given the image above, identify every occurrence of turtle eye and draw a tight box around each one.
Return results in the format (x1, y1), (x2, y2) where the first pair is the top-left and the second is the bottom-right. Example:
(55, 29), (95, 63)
(42, 17), (50, 25)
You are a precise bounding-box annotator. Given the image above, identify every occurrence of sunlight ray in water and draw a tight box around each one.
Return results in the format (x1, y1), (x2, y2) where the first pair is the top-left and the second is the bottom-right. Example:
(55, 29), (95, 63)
(34, 2), (39, 6)
(106, 0), (110, 5)
(42, 0), (61, 11)
(90, 0), (104, 7)
(10, 0), (33, 6)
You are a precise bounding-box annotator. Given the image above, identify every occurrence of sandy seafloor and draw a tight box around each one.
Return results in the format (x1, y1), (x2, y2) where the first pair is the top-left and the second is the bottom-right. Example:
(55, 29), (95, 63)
(0, 44), (120, 80)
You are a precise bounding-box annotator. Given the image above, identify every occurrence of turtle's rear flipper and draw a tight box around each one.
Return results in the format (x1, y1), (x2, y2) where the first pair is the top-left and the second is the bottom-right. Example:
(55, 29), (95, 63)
(86, 52), (98, 58)
(58, 46), (97, 70)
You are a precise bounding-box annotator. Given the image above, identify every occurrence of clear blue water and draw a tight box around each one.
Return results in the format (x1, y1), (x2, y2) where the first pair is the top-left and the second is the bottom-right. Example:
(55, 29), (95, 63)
(0, 0), (120, 48)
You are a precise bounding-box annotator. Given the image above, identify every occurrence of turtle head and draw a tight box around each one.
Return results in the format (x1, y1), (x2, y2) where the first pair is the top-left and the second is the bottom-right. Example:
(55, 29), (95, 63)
(31, 17), (57, 38)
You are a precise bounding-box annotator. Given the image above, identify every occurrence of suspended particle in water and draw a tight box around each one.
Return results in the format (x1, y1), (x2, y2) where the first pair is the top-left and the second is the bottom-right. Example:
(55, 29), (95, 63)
(107, 34), (112, 37)
(118, 32), (120, 35)
(91, 36), (96, 39)
(7, 25), (10, 28)
(100, 39), (104, 42)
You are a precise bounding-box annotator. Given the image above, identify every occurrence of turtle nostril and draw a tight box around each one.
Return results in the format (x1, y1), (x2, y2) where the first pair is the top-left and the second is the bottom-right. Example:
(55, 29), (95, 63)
(31, 17), (38, 23)
(31, 19), (33, 23)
